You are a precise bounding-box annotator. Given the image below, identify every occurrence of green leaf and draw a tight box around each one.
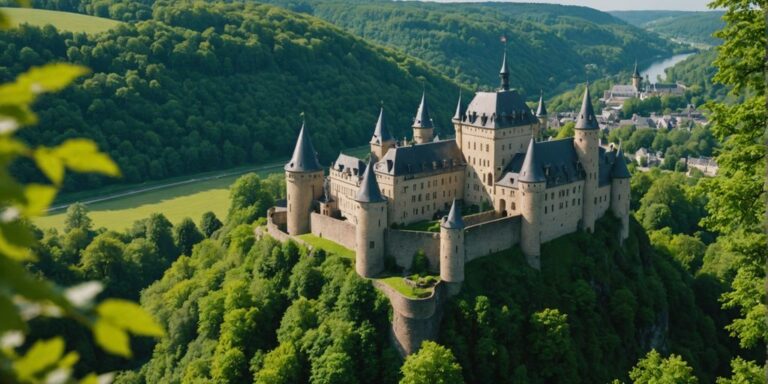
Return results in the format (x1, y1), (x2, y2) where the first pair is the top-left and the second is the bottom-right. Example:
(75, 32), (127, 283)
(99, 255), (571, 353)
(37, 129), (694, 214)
(23, 184), (57, 216)
(93, 319), (131, 358)
(53, 139), (120, 177)
(58, 351), (80, 369)
(96, 299), (164, 337)
(13, 337), (65, 381)
(16, 63), (89, 95)
(33, 148), (64, 185)
(0, 295), (25, 333)
(80, 373), (98, 384)
(0, 221), (33, 261)
(0, 104), (36, 127)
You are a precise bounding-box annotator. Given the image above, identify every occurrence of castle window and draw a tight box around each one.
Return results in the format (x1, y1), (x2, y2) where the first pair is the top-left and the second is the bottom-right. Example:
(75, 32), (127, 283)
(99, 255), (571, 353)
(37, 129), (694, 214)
(369, 241), (375, 249)
(412, 196), (416, 202)
(545, 206), (548, 214)
(512, 202), (516, 210)
(618, 194), (621, 201)
(594, 197), (597, 204)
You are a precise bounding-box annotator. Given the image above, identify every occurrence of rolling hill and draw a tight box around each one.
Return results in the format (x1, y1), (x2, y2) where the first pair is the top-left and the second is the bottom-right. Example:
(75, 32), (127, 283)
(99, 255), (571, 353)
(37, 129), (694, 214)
(611, 10), (725, 46)
(0, 7), (122, 33)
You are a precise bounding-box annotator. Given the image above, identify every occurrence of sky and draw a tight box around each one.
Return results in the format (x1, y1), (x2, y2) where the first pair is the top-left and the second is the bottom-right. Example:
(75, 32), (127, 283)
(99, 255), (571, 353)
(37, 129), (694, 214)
(427, 0), (714, 11)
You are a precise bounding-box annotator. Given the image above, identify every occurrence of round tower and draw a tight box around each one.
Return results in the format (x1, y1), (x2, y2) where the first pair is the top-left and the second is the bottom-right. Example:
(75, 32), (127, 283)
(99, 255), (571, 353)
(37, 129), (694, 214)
(519, 139), (545, 270)
(573, 85), (600, 233)
(535, 90), (548, 140)
(370, 106), (395, 161)
(610, 144), (631, 242)
(440, 199), (465, 291)
(412, 92), (434, 144)
(285, 121), (324, 235)
(452, 91), (465, 151)
(354, 159), (387, 278)
(631, 60), (642, 91)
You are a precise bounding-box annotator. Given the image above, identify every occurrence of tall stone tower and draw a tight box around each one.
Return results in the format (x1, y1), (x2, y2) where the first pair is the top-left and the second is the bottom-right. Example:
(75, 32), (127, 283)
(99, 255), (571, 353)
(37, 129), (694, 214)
(631, 60), (642, 91)
(285, 121), (324, 235)
(573, 85), (600, 233)
(412, 92), (434, 144)
(535, 90), (547, 140)
(452, 91), (465, 151)
(370, 107), (395, 160)
(610, 143), (631, 241)
(440, 199), (465, 294)
(518, 139), (545, 269)
(354, 159), (387, 278)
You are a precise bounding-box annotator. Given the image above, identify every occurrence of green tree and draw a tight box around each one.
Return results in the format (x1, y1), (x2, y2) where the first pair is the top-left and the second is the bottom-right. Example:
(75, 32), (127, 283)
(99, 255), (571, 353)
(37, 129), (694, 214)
(627, 349), (697, 384)
(529, 308), (577, 382)
(254, 343), (302, 384)
(63, 202), (92, 233)
(145, 213), (177, 259)
(200, 211), (223, 238)
(174, 217), (204, 256)
(400, 341), (463, 384)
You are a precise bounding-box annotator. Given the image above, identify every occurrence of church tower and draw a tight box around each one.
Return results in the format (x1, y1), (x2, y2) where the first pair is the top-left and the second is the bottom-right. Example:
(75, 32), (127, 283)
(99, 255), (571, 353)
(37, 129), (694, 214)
(370, 107), (395, 160)
(610, 143), (631, 241)
(452, 91), (465, 151)
(519, 139), (545, 270)
(573, 85), (600, 233)
(631, 60), (642, 91)
(354, 159), (387, 278)
(440, 199), (465, 293)
(412, 92), (434, 144)
(285, 121), (324, 235)
(535, 90), (548, 140)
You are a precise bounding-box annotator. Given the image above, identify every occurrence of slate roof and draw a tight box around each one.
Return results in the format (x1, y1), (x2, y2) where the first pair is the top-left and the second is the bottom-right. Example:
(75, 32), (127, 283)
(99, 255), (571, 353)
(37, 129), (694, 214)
(609, 144), (631, 179)
(497, 138), (583, 188)
(375, 139), (464, 176)
(371, 107), (393, 145)
(575, 86), (600, 130)
(441, 199), (464, 229)
(412, 92), (433, 129)
(355, 160), (385, 203)
(332, 153), (365, 177)
(518, 139), (546, 183)
(453, 90), (465, 121)
(536, 92), (547, 117)
(463, 89), (538, 129)
(285, 122), (322, 172)
(499, 50), (510, 90)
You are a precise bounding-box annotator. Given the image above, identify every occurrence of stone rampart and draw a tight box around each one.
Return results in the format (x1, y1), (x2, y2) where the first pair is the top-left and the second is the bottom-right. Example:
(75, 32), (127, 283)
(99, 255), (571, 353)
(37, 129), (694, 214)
(465, 215), (521, 261)
(462, 210), (498, 226)
(310, 212), (356, 250)
(384, 229), (440, 272)
(266, 208), (291, 242)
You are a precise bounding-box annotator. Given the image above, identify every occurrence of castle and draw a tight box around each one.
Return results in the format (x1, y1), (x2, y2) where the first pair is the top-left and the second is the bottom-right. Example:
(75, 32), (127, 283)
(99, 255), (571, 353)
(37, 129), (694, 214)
(601, 61), (687, 108)
(268, 51), (631, 354)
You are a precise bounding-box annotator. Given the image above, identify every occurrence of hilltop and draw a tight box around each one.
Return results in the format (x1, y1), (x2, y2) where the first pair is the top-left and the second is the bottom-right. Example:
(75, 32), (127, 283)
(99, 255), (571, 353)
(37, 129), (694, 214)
(0, 7), (122, 33)
(611, 10), (725, 46)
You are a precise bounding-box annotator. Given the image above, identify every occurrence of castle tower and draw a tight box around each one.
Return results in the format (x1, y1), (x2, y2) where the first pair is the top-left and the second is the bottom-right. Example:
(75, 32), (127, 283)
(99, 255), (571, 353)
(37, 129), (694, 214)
(610, 143), (631, 241)
(574, 85), (600, 233)
(518, 139), (545, 270)
(354, 159), (387, 278)
(440, 199), (465, 292)
(370, 107), (395, 160)
(499, 49), (510, 91)
(412, 92), (434, 144)
(452, 91), (465, 151)
(535, 90), (548, 140)
(631, 60), (642, 91)
(285, 121), (324, 235)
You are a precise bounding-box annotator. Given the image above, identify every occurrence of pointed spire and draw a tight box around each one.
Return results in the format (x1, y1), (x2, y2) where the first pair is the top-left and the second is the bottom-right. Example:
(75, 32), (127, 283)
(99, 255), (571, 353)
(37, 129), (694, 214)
(355, 159), (385, 203)
(371, 106), (393, 145)
(536, 90), (547, 117)
(632, 59), (640, 77)
(611, 141), (631, 179)
(519, 138), (545, 183)
(499, 49), (510, 91)
(442, 199), (464, 229)
(453, 90), (465, 120)
(412, 91), (433, 128)
(285, 120), (322, 172)
(575, 85), (599, 130)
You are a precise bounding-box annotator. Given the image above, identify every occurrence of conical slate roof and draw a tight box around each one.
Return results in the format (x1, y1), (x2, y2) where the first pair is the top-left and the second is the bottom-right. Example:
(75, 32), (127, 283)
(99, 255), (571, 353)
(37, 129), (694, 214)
(499, 50), (510, 90)
(518, 138), (546, 183)
(575, 86), (599, 130)
(370, 107), (393, 145)
(632, 60), (640, 77)
(285, 121), (322, 172)
(442, 199), (464, 229)
(355, 159), (385, 203)
(611, 143), (631, 179)
(536, 91), (547, 117)
(453, 90), (465, 120)
(412, 92), (433, 129)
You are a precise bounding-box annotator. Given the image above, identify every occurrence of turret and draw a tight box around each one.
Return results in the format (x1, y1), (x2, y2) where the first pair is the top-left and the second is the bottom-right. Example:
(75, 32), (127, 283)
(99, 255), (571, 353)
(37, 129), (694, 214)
(354, 159), (387, 278)
(573, 85), (600, 233)
(452, 90), (464, 150)
(440, 199), (465, 292)
(412, 92), (434, 144)
(499, 49), (510, 91)
(631, 60), (642, 91)
(370, 107), (395, 160)
(610, 143), (631, 242)
(518, 139), (545, 270)
(285, 121), (324, 235)
(535, 90), (548, 140)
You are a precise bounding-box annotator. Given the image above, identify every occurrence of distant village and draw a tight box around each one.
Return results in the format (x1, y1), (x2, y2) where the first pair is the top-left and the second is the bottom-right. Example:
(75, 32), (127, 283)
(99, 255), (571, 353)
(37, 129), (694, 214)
(545, 62), (717, 177)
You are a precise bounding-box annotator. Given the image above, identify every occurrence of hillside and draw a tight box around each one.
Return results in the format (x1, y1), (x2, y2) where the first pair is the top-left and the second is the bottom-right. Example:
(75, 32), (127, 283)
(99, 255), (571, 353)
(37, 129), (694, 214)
(274, 1), (677, 93)
(611, 10), (724, 46)
(0, 7), (122, 33)
(2, 2), (463, 193)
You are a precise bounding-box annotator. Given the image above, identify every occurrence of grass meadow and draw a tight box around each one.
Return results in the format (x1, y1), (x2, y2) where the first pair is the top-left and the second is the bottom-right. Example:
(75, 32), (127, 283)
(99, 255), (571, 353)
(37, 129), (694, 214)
(1, 7), (121, 33)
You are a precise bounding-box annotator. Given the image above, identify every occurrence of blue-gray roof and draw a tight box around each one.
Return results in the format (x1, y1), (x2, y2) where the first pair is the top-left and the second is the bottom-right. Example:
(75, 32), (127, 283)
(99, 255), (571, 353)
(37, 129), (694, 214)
(376, 140), (464, 176)
(285, 122), (322, 172)
(575, 86), (599, 130)
(442, 199), (464, 229)
(499, 138), (583, 188)
(536, 93), (547, 117)
(413, 92), (433, 129)
(332, 153), (365, 178)
(355, 160), (385, 203)
(463, 89), (537, 129)
(371, 107), (394, 145)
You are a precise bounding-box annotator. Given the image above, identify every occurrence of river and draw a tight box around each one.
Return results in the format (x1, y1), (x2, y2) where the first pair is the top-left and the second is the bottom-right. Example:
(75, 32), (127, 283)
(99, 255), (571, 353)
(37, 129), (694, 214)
(640, 53), (695, 83)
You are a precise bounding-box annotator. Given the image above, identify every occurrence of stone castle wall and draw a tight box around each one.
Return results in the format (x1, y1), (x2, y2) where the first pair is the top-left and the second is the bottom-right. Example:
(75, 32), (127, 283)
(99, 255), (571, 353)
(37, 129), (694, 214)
(310, 212), (356, 250)
(462, 210), (498, 226)
(465, 215), (521, 261)
(266, 208), (291, 243)
(385, 229), (440, 272)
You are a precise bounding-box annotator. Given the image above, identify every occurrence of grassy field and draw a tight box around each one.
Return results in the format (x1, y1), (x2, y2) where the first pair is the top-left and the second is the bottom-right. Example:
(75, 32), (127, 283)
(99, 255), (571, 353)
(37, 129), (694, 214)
(36, 146), (369, 232)
(296, 234), (355, 259)
(377, 276), (433, 299)
(1, 7), (122, 33)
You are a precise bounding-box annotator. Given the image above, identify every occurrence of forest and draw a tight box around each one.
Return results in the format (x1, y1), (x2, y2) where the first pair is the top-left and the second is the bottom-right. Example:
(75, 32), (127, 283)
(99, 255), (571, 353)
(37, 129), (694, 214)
(611, 10), (725, 46)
